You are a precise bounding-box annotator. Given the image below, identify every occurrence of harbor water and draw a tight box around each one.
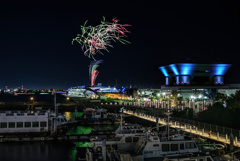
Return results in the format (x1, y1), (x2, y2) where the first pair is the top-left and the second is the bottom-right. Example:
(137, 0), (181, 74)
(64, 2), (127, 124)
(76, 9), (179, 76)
(0, 111), (119, 161)
(0, 141), (75, 161)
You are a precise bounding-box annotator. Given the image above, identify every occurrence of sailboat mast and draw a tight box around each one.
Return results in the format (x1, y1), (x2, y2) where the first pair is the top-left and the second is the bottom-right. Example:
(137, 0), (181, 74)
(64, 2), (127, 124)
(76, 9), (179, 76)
(54, 92), (57, 115)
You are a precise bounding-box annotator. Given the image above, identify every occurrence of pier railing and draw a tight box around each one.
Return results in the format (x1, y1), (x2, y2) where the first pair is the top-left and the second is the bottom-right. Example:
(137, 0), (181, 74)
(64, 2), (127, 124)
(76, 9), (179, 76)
(170, 116), (240, 143)
(124, 110), (240, 147)
(101, 101), (240, 146)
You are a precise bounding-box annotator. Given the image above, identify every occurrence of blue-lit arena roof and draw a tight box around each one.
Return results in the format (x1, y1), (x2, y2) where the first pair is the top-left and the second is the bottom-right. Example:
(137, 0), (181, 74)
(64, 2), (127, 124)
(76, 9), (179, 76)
(159, 63), (232, 78)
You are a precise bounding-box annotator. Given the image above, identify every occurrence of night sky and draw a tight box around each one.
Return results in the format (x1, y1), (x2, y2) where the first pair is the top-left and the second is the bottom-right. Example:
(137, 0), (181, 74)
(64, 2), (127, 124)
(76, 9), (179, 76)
(0, 1), (239, 89)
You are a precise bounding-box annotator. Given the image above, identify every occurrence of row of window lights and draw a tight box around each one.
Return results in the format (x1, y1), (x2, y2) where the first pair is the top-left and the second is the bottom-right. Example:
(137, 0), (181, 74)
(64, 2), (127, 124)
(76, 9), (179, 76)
(123, 137), (196, 151)
(175, 82), (223, 84)
(0, 121), (47, 128)
(167, 82), (224, 84)
(123, 137), (196, 149)
(147, 142), (197, 152)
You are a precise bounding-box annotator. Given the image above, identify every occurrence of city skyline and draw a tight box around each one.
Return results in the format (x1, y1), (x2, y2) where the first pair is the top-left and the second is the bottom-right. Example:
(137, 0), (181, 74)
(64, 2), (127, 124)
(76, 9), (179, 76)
(0, 1), (239, 89)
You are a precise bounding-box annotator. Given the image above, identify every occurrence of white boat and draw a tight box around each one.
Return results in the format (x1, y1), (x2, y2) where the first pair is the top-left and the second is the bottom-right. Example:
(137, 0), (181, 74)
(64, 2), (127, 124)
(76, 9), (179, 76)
(91, 132), (199, 159)
(90, 112), (199, 160)
(76, 107), (121, 125)
(0, 110), (67, 135)
(83, 107), (108, 120)
(115, 123), (146, 136)
(163, 153), (214, 161)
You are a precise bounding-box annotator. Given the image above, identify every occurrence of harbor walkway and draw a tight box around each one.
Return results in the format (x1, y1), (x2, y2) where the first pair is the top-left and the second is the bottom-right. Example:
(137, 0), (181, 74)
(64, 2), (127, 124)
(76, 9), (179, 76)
(124, 110), (240, 148)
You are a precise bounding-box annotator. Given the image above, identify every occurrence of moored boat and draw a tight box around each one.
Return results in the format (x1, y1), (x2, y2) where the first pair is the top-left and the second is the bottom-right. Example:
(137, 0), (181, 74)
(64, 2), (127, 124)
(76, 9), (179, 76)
(0, 110), (68, 136)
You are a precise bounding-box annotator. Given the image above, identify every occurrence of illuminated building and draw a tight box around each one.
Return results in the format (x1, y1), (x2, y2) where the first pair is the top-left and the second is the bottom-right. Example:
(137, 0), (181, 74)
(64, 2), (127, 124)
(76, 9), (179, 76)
(159, 63), (231, 86)
(66, 85), (120, 98)
(89, 86), (119, 93)
(159, 63), (233, 99)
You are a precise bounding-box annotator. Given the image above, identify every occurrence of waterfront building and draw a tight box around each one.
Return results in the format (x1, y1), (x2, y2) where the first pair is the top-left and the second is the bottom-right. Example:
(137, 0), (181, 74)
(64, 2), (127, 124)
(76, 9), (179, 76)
(158, 63), (240, 100)
(66, 85), (120, 99)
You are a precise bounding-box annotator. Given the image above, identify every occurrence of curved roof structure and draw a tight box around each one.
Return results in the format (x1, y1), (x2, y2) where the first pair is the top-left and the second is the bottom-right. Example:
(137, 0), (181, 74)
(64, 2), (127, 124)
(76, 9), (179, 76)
(159, 63), (231, 78)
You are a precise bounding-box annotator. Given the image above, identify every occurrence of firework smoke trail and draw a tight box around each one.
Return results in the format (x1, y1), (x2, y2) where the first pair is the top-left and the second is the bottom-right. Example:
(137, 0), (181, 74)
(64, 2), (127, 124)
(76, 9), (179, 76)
(89, 60), (103, 86)
(72, 17), (131, 60)
(91, 70), (99, 87)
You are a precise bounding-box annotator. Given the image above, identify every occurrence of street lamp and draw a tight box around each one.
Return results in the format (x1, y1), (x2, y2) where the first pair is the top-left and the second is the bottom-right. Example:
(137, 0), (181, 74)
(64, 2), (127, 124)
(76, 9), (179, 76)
(162, 93), (166, 99)
(30, 97), (34, 111)
(190, 95), (195, 101)
(198, 94), (203, 102)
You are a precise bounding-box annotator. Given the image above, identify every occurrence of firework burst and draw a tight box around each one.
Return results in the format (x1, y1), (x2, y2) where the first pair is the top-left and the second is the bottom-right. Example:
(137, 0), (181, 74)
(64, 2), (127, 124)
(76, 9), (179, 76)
(72, 17), (131, 60)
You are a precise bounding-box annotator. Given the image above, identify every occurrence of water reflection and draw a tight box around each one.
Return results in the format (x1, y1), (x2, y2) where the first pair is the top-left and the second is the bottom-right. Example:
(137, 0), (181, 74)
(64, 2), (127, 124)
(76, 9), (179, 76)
(0, 142), (74, 161)
(64, 112), (83, 121)
(64, 112), (119, 135)
(0, 141), (94, 161)
(64, 112), (72, 121)
(68, 126), (93, 135)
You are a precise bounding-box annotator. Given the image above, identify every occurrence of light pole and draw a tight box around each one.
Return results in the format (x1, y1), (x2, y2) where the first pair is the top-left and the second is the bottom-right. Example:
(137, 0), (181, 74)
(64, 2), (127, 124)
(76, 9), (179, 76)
(30, 97), (34, 111)
(162, 92), (165, 99)
(198, 95), (204, 111)
(54, 93), (60, 115)
(190, 95), (196, 101)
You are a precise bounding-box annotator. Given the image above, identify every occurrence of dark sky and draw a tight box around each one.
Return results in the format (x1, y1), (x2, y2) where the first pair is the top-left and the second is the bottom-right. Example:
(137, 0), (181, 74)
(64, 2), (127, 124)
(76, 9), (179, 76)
(0, 1), (239, 89)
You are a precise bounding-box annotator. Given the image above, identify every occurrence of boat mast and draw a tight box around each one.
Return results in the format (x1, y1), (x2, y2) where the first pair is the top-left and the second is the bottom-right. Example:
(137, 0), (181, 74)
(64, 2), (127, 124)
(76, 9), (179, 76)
(75, 106), (78, 119)
(120, 107), (124, 130)
(54, 92), (57, 115)
(54, 92), (57, 134)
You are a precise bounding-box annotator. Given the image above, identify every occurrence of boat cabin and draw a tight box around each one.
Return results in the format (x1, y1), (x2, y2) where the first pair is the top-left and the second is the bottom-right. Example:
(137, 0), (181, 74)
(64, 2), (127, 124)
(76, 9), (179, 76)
(0, 111), (67, 135)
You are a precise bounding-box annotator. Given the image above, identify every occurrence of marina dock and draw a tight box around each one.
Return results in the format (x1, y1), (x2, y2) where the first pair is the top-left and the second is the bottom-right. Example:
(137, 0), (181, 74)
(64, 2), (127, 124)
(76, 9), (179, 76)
(0, 132), (114, 143)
